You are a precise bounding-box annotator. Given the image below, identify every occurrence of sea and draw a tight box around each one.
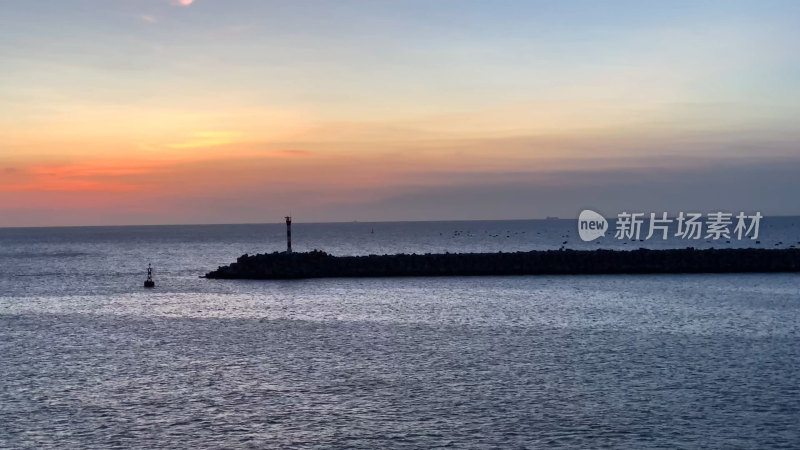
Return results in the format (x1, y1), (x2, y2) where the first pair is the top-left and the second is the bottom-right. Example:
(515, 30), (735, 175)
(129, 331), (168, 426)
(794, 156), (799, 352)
(1, 218), (799, 448)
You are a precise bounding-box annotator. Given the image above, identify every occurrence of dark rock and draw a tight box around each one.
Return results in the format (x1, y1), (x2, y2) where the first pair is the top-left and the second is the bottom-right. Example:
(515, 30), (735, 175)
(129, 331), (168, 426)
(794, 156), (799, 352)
(203, 248), (800, 280)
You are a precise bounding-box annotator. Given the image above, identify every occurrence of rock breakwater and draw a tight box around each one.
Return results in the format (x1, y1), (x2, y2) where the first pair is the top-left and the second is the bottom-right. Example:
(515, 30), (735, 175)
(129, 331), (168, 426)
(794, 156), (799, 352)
(204, 248), (800, 279)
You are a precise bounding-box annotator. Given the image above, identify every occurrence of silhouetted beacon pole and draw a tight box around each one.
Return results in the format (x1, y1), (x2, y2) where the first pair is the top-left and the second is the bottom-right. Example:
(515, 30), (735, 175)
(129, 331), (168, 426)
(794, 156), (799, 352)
(285, 216), (292, 253)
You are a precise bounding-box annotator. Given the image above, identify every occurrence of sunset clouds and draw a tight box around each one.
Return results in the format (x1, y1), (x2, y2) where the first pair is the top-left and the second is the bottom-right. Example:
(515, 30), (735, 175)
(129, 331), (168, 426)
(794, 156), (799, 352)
(1, 0), (799, 226)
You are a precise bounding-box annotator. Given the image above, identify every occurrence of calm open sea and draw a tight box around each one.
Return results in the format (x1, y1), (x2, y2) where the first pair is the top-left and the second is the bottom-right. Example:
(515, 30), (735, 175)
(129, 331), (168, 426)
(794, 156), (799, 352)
(1, 219), (799, 448)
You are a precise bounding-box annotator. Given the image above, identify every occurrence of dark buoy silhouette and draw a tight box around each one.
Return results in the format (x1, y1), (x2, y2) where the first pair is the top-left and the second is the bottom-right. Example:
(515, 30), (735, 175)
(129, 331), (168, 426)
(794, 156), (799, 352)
(144, 264), (155, 288)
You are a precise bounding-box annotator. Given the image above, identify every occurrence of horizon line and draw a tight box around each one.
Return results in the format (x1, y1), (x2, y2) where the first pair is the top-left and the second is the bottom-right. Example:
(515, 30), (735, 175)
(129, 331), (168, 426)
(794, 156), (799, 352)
(2, 214), (799, 231)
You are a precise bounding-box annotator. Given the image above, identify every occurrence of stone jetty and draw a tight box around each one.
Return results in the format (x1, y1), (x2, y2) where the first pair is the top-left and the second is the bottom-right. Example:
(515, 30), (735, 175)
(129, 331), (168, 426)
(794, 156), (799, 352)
(204, 248), (800, 280)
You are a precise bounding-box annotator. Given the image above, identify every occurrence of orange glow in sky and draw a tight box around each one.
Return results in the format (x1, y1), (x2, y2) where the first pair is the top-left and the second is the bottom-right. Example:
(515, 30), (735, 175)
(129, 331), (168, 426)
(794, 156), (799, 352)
(2, 1), (799, 226)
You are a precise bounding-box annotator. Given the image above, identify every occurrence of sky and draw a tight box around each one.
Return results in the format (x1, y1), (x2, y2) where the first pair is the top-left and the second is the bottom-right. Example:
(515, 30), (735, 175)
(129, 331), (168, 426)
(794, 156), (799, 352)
(1, 0), (799, 226)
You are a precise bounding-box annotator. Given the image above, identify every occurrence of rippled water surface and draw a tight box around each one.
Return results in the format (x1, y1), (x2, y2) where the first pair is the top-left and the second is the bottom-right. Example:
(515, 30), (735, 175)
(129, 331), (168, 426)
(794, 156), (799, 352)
(1, 220), (800, 448)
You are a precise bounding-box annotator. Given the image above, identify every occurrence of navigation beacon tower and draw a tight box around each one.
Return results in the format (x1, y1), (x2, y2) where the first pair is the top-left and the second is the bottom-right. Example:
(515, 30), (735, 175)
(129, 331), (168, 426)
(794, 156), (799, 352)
(285, 216), (292, 253)
(144, 264), (155, 288)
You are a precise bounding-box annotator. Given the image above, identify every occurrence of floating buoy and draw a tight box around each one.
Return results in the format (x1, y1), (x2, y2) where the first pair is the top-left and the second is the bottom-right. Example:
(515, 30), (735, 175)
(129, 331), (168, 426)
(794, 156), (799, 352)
(144, 264), (155, 288)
